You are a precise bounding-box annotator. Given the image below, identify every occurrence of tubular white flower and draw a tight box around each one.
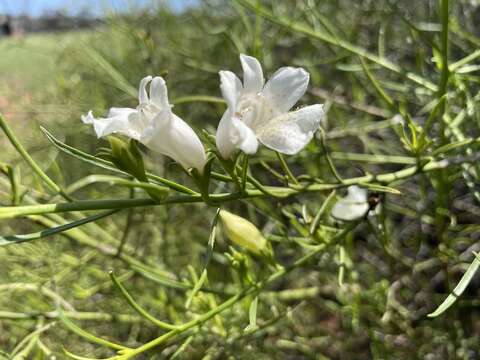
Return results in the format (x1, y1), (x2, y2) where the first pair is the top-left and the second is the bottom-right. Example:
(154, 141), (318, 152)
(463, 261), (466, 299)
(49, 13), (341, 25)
(331, 186), (370, 221)
(215, 54), (325, 158)
(82, 76), (207, 173)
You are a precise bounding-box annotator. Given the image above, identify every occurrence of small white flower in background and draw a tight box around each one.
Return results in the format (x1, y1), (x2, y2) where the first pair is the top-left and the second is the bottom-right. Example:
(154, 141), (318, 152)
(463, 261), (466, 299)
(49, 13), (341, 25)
(331, 186), (370, 221)
(82, 76), (207, 173)
(216, 54), (325, 159)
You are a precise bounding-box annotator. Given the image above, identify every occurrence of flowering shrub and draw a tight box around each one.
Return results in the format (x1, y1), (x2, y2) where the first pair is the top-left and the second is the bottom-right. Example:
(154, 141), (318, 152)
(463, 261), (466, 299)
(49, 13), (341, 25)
(1, 1), (480, 359)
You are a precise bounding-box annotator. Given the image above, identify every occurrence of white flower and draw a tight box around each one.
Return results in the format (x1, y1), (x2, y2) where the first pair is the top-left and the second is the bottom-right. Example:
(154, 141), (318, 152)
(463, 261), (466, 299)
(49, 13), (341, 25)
(331, 186), (370, 221)
(82, 76), (207, 173)
(215, 54), (325, 159)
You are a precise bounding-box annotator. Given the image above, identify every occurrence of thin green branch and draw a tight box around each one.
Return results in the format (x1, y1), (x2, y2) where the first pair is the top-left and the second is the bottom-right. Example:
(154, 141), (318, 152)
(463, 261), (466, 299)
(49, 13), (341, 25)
(0, 210), (119, 246)
(0, 157), (458, 219)
(275, 152), (299, 185)
(109, 223), (358, 359)
(318, 130), (343, 183)
(109, 272), (178, 330)
(0, 114), (72, 200)
(236, 0), (438, 91)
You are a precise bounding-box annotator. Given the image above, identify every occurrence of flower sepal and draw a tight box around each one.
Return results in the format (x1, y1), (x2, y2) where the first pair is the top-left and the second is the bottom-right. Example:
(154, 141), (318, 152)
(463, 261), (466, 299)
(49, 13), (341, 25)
(257, 242), (278, 269)
(224, 247), (255, 285)
(105, 137), (147, 181)
(102, 136), (168, 202)
(189, 156), (214, 202)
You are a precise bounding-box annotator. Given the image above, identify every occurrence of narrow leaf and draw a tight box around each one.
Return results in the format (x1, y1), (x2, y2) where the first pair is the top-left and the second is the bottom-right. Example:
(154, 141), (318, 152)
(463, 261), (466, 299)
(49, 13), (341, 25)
(84, 46), (137, 98)
(428, 254), (480, 318)
(0, 210), (119, 246)
(63, 348), (116, 360)
(110, 271), (177, 330)
(185, 209), (220, 308)
(357, 182), (401, 195)
(245, 296), (259, 332)
(172, 95), (225, 105)
(235, 0), (437, 91)
(41, 127), (196, 194)
(60, 315), (128, 351)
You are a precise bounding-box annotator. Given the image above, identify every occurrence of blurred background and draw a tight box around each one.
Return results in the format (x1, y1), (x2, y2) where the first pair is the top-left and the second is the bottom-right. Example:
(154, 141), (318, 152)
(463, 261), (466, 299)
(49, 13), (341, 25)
(0, 0), (480, 359)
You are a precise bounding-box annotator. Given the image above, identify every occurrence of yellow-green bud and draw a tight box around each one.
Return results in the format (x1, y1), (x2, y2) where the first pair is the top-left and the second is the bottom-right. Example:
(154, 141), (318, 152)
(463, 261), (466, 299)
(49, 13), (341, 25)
(219, 210), (267, 255)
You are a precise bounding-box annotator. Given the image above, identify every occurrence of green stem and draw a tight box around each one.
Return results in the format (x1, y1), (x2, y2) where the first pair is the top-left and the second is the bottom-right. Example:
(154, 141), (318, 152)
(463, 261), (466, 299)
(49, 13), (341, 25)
(116, 188), (135, 256)
(330, 152), (416, 165)
(276, 152), (299, 185)
(0, 114), (72, 200)
(236, 0), (437, 91)
(309, 190), (337, 235)
(61, 175), (169, 199)
(31, 213), (230, 296)
(0, 310), (140, 323)
(0, 158), (456, 219)
(110, 272), (178, 330)
(434, 0), (451, 244)
(41, 126), (197, 195)
(358, 57), (395, 110)
(449, 49), (480, 71)
(318, 131), (343, 183)
(438, 0), (450, 145)
(118, 224), (357, 359)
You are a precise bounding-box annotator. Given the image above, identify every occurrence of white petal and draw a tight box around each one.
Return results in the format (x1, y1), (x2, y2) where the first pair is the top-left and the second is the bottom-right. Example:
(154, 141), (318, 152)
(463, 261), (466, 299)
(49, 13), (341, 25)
(150, 76), (169, 109)
(240, 54), (264, 94)
(219, 71), (242, 109)
(232, 117), (259, 155)
(216, 110), (258, 159)
(138, 75), (152, 104)
(81, 110), (95, 124)
(331, 186), (369, 221)
(331, 200), (369, 221)
(263, 67), (309, 112)
(346, 186), (368, 203)
(107, 107), (147, 138)
(216, 109), (237, 159)
(107, 107), (136, 117)
(255, 104), (324, 155)
(142, 114), (207, 173)
(81, 108), (142, 140)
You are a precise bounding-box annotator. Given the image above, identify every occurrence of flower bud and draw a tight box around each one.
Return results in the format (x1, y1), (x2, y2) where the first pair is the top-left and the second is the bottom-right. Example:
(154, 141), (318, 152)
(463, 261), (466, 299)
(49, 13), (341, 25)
(219, 210), (267, 254)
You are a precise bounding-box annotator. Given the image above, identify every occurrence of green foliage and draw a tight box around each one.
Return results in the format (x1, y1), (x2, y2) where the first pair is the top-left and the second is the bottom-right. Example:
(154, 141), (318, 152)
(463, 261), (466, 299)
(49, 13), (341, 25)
(1, 1), (480, 359)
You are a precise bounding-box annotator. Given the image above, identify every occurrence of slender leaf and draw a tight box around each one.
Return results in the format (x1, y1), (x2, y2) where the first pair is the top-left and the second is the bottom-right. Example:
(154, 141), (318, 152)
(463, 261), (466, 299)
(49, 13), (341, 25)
(172, 95), (225, 105)
(185, 209), (220, 308)
(84, 46), (137, 98)
(109, 271), (177, 330)
(0, 210), (119, 246)
(236, 0), (437, 91)
(245, 296), (259, 332)
(428, 253), (480, 318)
(60, 315), (129, 351)
(357, 183), (401, 195)
(41, 127), (197, 195)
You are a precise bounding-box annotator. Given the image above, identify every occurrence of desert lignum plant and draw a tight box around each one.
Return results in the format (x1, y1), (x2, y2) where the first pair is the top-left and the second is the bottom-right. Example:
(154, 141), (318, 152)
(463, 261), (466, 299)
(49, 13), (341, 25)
(1, 0), (480, 358)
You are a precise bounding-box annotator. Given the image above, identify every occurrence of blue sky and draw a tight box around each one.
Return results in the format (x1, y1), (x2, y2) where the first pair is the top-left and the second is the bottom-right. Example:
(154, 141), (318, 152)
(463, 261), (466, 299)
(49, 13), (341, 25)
(0, 0), (198, 16)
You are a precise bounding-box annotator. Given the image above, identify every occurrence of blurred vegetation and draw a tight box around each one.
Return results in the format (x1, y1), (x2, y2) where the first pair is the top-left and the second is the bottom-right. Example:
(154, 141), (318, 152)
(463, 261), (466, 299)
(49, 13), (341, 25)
(1, 0), (480, 359)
